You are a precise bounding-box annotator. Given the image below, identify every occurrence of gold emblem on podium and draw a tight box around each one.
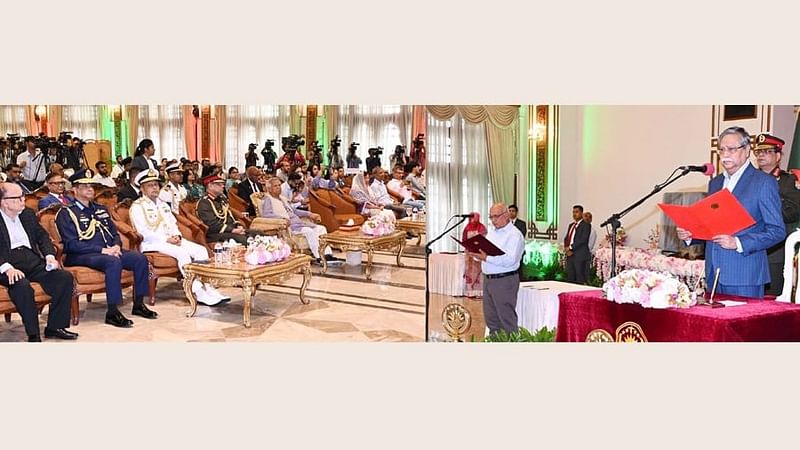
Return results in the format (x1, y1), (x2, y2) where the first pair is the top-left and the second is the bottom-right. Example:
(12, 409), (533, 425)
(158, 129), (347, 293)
(442, 303), (472, 342)
(585, 321), (648, 342)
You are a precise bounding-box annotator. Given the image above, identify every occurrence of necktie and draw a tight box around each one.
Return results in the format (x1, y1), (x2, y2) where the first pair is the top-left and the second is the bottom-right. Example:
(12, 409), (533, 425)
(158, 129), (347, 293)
(253, 181), (259, 193)
(59, 194), (69, 205)
(567, 222), (577, 246)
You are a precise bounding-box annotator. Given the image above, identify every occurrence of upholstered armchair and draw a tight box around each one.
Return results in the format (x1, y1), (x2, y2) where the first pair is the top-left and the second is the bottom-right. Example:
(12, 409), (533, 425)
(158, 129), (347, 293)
(307, 189), (365, 233)
(250, 192), (309, 253)
(37, 204), (139, 325)
(111, 200), (183, 306)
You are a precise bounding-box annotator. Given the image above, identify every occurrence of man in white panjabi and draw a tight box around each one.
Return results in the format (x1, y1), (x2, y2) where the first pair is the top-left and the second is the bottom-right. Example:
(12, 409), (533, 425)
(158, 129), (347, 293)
(158, 162), (188, 214)
(129, 169), (230, 306)
(260, 177), (341, 265)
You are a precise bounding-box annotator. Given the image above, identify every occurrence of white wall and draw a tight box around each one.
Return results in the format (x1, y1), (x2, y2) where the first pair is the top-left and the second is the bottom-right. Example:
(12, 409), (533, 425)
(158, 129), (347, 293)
(559, 106), (712, 249)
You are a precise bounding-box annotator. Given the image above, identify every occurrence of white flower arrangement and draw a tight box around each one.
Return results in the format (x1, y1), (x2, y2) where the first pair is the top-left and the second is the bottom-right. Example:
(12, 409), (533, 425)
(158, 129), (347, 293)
(361, 214), (396, 236)
(244, 235), (291, 265)
(602, 269), (697, 309)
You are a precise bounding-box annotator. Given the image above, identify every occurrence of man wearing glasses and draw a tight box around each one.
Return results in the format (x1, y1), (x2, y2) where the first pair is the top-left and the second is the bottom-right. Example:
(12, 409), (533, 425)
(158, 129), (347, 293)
(38, 172), (74, 209)
(0, 182), (76, 341)
(677, 127), (784, 298)
(467, 202), (525, 335)
(753, 133), (800, 295)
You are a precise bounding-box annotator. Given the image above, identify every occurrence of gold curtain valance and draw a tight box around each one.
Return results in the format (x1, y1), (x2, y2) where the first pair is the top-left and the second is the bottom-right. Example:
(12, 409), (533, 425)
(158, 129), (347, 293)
(425, 105), (518, 129)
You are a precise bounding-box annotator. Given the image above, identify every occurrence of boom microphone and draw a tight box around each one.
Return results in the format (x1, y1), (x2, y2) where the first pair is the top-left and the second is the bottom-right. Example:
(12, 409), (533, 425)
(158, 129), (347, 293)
(454, 213), (474, 218)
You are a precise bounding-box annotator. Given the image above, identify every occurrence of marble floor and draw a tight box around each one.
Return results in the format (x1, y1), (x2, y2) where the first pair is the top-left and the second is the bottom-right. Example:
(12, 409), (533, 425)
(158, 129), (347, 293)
(0, 238), (426, 343)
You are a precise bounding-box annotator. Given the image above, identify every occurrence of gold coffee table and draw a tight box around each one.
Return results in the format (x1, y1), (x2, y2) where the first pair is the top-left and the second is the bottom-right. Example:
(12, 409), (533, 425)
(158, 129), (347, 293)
(318, 230), (406, 280)
(182, 254), (313, 327)
(395, 217), (426, 245)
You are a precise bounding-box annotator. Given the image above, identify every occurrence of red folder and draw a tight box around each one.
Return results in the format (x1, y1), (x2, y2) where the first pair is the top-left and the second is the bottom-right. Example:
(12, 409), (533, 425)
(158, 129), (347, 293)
(658, 189), (755, 240)
(451, 235), (505, 256)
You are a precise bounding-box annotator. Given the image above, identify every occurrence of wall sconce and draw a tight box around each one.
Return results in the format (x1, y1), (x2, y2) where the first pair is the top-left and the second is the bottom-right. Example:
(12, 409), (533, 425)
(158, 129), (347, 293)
(528, 123), (546, 141)
(535, 123), (546, 141)
(34, 105), (47, 121)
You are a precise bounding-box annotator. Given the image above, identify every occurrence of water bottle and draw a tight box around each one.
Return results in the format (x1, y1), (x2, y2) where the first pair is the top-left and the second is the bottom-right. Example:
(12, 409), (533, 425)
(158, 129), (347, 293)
(222, 241), (232, 264)
(214, 242), (223, 264)
(412, 207), (419, 221)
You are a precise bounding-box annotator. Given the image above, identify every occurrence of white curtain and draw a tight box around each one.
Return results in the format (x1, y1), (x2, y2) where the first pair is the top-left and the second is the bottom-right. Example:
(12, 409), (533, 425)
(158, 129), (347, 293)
(224, 105), (290, 170)
(61, 105), (101, 140)
(334, 105), (413, 170)
(427, 112), (492, 252)
(136, 105), (185, 161)
(0, 106), (28, 136)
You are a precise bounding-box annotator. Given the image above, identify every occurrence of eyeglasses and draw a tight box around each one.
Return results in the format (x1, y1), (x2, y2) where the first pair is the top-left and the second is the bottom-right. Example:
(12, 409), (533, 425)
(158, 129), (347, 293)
(48, 181), (66, 185)
(489, 212), (507, 219)
(715, 145), (746, 155)
(753, 148), (778, 156)
(1, 195), (24, 201)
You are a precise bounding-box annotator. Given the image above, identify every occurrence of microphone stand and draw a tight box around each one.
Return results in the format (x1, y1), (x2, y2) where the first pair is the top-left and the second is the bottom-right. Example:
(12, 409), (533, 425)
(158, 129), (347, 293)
(599, 168), (693, 278)
(425, 215), (469, 342)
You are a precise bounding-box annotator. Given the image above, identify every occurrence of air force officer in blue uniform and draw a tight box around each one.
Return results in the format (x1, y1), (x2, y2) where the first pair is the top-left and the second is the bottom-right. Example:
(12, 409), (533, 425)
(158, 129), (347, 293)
(677, 126), (784, 298)
(55, 170), (158, 327)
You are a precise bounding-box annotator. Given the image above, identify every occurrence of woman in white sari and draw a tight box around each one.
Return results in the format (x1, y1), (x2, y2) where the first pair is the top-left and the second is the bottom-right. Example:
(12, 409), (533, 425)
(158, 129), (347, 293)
(350, 172), (396, 221)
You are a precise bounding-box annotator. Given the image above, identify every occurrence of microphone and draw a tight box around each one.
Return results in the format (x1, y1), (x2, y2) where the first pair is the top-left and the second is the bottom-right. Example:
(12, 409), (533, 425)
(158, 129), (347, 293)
(679, 162), (714, 176)
(454, 213), (474, 218)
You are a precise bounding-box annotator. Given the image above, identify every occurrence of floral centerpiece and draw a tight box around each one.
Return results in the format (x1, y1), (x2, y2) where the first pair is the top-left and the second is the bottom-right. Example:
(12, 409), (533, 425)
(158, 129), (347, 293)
(244, 235), (291, 265)
(361, 214), (396, 236)
(601, 226), (627, 247)
(602, 269), (697, 309)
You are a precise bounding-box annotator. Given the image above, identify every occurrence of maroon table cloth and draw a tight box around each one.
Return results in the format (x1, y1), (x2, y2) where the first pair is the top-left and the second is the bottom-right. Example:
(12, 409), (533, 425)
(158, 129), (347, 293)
(556, 290), (800, 342)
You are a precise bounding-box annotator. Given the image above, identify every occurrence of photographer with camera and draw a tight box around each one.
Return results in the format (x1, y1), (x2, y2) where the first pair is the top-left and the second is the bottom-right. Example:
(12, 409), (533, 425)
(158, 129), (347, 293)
(245, 143), (259, 168)
(308, 140), (324, 169)
(366, 146), (383, 173)
(64, 136), (86, 171)
(346, 142), (362, 169)
(329, 135), (344, 170)
(261, 139), (277, 174)
(391, 144), (409, 169)
(411, 133), (426, 169)
(275, 135), (306, 170)
(16, 138), (47, 191)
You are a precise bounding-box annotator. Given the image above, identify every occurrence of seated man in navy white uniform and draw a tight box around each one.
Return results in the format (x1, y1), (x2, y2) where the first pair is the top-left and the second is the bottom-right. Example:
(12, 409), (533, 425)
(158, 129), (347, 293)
(130, 169), (230, 306)
(55, 170), (158, 328)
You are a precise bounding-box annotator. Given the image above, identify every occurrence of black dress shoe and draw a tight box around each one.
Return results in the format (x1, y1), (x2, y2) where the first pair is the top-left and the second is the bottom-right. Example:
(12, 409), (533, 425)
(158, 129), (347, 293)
(28, 335), (42, 342)
(132, 303), (158, 319)
(105, 310), (134, 328)
(44, 328), (79, 340)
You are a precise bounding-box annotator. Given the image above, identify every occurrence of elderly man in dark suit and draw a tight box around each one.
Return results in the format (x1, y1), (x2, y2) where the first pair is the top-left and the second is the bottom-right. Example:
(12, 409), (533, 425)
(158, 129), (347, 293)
(0, 182), (76, 342)
(564, 204), (591, 284)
